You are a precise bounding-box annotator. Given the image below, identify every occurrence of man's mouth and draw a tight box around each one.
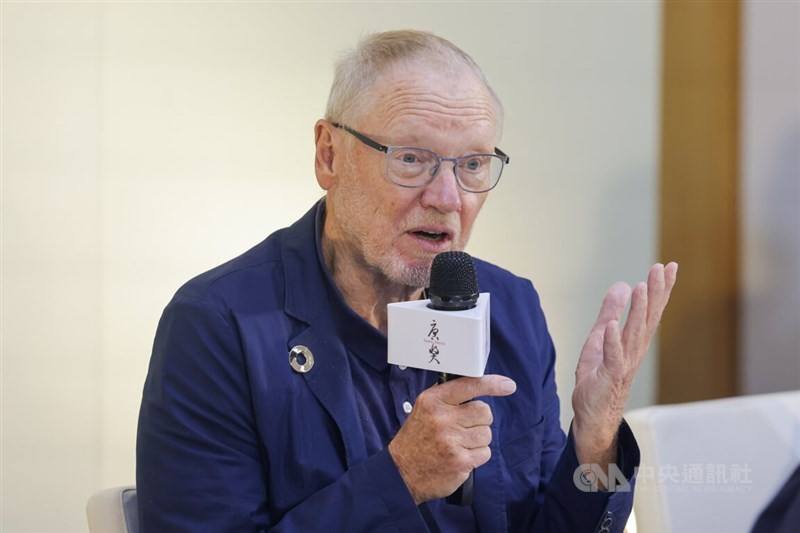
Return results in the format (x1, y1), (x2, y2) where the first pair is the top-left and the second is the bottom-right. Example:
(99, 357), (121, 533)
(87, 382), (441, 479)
(411, 230), (448, 242)
(406, 227), (454, 251)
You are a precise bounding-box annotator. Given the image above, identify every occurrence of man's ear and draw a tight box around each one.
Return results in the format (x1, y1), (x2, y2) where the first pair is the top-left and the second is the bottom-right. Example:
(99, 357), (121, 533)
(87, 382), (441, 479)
(314, 120), (336, 190)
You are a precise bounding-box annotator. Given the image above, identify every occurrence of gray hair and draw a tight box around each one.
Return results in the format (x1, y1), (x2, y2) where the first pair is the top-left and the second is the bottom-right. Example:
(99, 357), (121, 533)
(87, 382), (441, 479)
(325, 30), (504, 134)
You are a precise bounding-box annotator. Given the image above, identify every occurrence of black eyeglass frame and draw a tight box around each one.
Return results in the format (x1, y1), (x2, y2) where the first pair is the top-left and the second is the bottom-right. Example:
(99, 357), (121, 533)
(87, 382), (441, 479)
(331, 122), (509, 193)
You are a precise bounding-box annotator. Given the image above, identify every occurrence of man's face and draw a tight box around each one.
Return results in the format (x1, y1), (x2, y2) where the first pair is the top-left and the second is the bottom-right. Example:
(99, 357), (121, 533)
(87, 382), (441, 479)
(326, 60), (500, 288)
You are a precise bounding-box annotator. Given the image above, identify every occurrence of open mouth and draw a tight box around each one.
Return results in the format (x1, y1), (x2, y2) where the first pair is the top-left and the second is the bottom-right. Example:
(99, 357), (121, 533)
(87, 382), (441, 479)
(407, 227), (454, 252)
(412, 230), (448, 241)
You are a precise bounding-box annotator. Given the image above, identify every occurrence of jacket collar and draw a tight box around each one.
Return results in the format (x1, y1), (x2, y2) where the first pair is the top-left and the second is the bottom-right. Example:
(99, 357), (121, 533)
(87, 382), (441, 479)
(278, 199), (368, 466)
(280, 198), (330, 325)
(281, 198), (388, 371)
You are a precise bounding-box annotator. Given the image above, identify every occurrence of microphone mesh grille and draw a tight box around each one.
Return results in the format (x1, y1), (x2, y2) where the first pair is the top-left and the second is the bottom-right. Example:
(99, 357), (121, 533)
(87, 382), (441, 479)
(429, 251), (478, 297)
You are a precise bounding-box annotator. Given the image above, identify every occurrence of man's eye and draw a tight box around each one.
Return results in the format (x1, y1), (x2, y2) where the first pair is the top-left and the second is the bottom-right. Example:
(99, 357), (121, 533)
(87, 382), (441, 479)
(465, 158), (482, 171)
(401, 153), (419, 164)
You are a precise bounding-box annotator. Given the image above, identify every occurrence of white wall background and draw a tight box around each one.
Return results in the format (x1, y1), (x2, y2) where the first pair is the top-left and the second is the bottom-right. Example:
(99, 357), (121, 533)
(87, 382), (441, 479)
(1, 2), (661, 531)
(741, 0), (800, 395)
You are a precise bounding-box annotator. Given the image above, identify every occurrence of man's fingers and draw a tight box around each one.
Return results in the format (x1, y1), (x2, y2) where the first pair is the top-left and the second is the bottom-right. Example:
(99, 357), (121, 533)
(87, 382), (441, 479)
(646, 263), (665, 329)
(590, 282), (631, 336)
(436, 375), (516, 406)
(647, 263), (666, 312)
(665, 261), (679, 295)
(578, 283), (630, 379)
(647, 262), (679, 337)
(602, 319), (625, 377)
(457, 400), (493, 428)
(621, 282), (647, 354)
(467, 446), (492, 469)
(460, 425), (493, 449)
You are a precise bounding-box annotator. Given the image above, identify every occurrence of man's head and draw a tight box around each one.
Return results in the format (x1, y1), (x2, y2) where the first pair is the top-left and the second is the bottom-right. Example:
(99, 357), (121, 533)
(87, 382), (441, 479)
(314, 30), (504, 289)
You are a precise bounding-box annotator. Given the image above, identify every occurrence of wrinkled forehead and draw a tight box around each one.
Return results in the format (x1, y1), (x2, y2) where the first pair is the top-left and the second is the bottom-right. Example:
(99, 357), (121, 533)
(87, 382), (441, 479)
(360, 59), (500, 139)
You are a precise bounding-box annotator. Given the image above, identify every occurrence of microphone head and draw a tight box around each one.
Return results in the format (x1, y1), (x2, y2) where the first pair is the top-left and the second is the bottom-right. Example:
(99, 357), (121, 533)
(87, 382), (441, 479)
(427, 251), (479, 311)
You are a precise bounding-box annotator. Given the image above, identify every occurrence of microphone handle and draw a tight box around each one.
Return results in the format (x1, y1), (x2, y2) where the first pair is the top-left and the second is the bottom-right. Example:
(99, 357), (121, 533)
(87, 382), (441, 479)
(447, 471), (474, 506)
(440, 373), (475, 506)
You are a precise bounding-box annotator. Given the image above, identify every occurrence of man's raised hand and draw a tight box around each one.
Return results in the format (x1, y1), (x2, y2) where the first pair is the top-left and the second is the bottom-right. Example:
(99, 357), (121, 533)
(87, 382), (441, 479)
(572, 262), (678, 464)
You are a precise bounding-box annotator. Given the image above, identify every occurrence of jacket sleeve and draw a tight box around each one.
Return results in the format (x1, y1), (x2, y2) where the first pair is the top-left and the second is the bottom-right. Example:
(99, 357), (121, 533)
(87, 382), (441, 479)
(136, 296), (428, 533)
(507, 281), (639, 533)
(523, 418), (640, 533)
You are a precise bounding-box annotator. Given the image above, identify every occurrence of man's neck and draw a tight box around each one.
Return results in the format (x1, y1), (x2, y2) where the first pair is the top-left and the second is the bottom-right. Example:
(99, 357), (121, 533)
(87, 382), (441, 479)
(321, 221), (423, 335)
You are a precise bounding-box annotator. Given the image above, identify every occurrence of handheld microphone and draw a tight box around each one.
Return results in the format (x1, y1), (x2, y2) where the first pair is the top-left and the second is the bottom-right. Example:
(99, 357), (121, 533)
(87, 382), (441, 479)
(387, 251), (490, 506)
(427, 251), (479, 310)
(387, 252), (490, 377)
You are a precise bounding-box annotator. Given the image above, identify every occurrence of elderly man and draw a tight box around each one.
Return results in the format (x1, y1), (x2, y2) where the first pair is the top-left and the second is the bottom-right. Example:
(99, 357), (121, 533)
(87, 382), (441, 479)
(137, 30), (677, 532)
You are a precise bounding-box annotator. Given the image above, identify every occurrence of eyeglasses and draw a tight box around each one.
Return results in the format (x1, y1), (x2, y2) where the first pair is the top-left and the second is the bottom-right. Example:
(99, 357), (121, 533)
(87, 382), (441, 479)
(332, 122), (509, 193)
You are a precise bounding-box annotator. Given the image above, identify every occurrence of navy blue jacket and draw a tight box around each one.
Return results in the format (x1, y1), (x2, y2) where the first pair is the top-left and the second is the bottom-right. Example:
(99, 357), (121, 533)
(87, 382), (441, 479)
(136, 200), (638, 532)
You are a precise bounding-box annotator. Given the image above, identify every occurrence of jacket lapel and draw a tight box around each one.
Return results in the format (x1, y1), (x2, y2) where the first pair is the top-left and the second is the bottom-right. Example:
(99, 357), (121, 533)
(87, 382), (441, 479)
(287, 324), (368, 466)
(280, 200), (368, 467)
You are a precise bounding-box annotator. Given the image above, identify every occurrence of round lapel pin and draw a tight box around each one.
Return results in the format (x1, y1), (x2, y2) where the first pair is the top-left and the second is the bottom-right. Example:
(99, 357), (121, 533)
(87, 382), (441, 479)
(289, 345), (314, 374)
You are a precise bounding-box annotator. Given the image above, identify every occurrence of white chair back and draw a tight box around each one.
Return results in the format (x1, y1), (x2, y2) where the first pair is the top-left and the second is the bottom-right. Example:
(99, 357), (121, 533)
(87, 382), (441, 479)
(626, 391), (800, 533)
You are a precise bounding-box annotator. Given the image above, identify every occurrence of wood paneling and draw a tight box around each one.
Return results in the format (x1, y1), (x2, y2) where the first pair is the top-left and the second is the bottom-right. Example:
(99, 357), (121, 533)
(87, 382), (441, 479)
(658, 0), (741, 403)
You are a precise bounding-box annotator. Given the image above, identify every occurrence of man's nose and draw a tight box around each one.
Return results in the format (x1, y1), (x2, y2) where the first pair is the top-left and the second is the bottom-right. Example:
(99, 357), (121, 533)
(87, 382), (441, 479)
(420, 160), (462, 213)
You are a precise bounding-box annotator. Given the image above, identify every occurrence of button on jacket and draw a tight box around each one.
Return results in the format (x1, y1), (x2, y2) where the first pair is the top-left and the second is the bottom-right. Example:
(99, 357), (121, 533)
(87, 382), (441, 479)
(136, 200), (639, 532)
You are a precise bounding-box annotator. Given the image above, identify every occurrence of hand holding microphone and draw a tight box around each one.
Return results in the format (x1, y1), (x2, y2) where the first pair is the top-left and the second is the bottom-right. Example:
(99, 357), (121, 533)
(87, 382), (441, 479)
(387, 374), (517, 505)
(387, 251), (515, 506)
